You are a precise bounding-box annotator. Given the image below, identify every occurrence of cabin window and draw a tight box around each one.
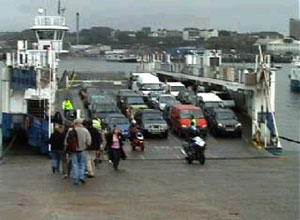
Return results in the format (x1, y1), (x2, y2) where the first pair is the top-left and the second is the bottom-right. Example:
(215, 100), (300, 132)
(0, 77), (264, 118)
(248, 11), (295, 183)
(37, 31), (55, 40)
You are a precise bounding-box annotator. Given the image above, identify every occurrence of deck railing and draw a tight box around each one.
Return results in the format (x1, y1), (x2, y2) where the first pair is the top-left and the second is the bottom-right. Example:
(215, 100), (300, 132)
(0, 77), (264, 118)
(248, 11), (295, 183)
(34, 16), (66, 26)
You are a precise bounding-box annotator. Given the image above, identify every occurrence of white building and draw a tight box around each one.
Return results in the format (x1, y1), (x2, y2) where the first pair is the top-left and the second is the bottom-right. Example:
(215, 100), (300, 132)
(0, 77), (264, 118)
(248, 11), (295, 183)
(199, 29), (219, 40)
(183, 28), (218, 41)
(182, 28), (200, 41)
(266, 38), (300, 55)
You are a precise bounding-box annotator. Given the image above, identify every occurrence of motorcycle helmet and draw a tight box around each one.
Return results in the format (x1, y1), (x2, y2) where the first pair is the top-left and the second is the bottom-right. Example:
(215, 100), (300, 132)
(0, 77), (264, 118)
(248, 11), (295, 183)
(136, 132), (144, 140)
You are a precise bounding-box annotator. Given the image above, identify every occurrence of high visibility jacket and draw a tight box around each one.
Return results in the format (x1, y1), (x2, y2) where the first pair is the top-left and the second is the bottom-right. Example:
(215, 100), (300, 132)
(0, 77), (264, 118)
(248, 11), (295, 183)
(191, 118), (197, 129)
(62, 100), (74, 110)
(93, 119), (102, 131)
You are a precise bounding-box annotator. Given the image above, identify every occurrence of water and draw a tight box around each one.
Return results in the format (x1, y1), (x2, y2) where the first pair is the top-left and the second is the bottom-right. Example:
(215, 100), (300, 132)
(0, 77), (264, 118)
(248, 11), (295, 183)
(1, 59), (299, 152)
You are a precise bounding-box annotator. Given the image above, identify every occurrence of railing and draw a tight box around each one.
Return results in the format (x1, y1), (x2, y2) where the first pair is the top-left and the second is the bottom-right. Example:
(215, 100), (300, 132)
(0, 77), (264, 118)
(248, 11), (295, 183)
(154, 62), (258, 87)
(34, 16), (66, 26)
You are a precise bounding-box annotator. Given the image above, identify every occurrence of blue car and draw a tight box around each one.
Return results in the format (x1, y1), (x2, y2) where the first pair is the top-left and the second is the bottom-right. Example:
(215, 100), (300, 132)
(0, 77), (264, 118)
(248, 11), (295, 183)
(104, 114), (131, 138)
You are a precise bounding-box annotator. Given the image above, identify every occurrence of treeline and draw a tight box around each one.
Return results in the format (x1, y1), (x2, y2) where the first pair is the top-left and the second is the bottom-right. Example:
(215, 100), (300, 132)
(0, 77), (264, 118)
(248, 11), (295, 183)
(0, 27), (283, 54)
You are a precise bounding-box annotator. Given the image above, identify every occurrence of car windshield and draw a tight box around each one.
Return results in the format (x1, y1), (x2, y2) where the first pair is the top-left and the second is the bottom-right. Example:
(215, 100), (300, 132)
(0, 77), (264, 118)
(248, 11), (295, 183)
(204, 102), (221, 108)
(95, 105), (117, 113)
(171, 86), (186, 92)
(110, 118), (129, 125)
(143, 113), (163, 120)
(217, 112), (236, 120)
(141, 83), (162, 91)
(217, 93), (232, 100)
(180, 109), (203, 119)
(127, 97), (145, 105)
(160, 96), (176, 104)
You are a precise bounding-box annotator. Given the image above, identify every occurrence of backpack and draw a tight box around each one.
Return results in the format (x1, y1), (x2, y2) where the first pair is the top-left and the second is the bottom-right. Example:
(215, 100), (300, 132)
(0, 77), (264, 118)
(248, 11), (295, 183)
(66, 128), (79, 152)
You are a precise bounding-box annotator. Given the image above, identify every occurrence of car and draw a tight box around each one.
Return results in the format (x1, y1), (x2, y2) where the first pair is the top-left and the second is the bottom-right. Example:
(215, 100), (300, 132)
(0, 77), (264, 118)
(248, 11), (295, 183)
(197, 93), (224, 119)
(91, 103), (120, 119)
(207, 108), (242, 137)
(103, 114), (130, 138)
(146, 91), (161, 108)
(162, 104), (174, 125)
(153, 94), (177, 111)
(177, 90), (197, 105)
(134, 109), (169, 138)
(121, 94), (148, 119)
(166, 82), (186, 97)
(211, 91), (235, 108)
(170, 105), (208, 137)
(116, 89), (137, 108)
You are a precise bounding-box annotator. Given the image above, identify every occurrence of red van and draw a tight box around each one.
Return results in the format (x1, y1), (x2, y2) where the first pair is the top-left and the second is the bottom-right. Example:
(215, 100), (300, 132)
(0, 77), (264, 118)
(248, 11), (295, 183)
(170, 105), (207, 137)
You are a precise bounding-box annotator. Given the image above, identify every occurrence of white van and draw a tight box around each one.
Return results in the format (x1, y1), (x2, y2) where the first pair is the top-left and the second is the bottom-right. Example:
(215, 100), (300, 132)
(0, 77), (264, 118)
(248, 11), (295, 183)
(135, 74), (165, 98)
(197, 93), (224, 110)
(166, 82), (186, 97)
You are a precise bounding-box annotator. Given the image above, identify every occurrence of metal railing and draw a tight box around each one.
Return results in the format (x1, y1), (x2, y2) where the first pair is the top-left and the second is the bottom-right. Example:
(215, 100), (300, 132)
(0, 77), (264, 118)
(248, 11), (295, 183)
(34, 16), (66, 26)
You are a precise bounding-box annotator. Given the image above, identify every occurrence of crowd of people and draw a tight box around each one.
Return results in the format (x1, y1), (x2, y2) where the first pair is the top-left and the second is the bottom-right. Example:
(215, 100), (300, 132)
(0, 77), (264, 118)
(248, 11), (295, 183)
(49, 112), (127, 185)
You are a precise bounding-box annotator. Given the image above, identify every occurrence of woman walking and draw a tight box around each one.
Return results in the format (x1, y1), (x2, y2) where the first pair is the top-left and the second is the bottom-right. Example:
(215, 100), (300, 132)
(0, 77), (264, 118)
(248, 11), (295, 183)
(106, 127), (126, 171)
(49, 125), (67, 176)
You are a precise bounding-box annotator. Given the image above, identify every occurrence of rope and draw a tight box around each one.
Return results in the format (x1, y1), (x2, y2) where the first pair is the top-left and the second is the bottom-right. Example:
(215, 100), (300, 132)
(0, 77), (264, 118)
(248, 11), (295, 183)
(279, 136), (300, 144)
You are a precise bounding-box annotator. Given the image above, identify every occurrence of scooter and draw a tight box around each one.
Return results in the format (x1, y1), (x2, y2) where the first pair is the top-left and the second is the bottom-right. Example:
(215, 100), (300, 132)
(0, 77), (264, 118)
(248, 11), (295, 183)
(131, 132), (145, 151)
(181, 136), (206, 165)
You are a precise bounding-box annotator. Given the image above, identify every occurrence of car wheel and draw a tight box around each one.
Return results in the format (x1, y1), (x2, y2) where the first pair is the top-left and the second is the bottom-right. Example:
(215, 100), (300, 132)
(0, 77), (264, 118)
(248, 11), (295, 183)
(163, 131), (168, 139)
(186, 157), (193, 164)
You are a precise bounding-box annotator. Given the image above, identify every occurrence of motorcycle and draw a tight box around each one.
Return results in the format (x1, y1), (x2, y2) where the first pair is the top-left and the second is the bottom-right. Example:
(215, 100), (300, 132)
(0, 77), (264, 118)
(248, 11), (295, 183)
(131, 131), (145, 151)
(181, 136), (206, 165)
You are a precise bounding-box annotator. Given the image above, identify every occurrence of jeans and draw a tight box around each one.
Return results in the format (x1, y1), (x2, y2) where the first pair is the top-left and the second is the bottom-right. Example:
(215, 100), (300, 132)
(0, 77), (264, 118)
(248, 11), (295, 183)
(111, 148), (121, 170)
(51, 151), (61, 172)
(71, 151), (86, 183)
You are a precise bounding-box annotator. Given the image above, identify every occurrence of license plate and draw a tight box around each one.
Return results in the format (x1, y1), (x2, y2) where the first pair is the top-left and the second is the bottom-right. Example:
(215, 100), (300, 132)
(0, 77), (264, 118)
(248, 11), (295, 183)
(226, 128), (235, 131)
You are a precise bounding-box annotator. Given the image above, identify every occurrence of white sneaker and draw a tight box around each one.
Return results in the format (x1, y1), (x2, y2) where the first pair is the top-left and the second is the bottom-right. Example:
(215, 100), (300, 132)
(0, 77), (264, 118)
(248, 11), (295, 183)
(109, 160), (113, 164)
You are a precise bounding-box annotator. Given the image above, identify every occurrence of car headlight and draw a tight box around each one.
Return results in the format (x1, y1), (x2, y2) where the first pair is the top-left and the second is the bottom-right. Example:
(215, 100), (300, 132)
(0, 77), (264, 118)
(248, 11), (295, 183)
(217, 123), (223, 127)
(235, 123), (242, 128)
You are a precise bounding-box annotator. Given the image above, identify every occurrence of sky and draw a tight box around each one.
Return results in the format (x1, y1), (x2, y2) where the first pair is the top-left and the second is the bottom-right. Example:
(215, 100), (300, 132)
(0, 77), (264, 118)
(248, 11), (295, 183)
(0, 0), (298, 34)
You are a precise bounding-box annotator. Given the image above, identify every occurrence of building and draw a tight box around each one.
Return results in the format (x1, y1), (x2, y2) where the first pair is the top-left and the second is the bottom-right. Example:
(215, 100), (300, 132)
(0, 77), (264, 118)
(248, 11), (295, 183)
(289, 18), (300, 40)
(182, 28), (201, 41)
(148, 29), (182, 38)
(266, 38), (300, 55)
(141, 27), (151, 35)
(183, 28), (218, 41)
(199, 29), (219, 40)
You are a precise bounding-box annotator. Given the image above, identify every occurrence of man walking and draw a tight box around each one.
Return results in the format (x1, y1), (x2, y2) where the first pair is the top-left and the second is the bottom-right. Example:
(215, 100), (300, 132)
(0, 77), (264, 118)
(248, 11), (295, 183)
(65, 118), (91, 185)
(83, 120), (102, 178)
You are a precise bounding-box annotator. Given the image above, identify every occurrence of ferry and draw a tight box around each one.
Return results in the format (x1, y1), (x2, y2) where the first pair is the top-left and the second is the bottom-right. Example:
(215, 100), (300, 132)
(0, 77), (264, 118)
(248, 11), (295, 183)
(0, 7), (69, 153)
(105, 50), (139, 63)
(290, 56), (300, 91)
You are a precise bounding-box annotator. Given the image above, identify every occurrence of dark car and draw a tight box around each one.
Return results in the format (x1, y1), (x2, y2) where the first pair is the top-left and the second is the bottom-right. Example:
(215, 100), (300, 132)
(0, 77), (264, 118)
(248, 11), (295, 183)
(134, 109), (168, 138)
(116, 89), (137, 108)
(103, 113), (130, 138)
(207, 108), (242, 137)
(177, 90), (197, 105)
(146, 91), (161, 109)
(121, 94), (148, 118)
(91, 103), (120, 119)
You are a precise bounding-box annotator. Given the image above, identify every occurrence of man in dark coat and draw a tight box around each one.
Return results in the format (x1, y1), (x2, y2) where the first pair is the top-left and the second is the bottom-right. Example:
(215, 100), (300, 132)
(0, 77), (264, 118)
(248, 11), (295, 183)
(83, 120), (102, 177)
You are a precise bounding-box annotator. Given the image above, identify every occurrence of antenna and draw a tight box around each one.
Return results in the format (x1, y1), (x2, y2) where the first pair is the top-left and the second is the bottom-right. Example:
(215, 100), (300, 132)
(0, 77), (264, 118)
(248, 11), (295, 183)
(58, 0), (61, 15)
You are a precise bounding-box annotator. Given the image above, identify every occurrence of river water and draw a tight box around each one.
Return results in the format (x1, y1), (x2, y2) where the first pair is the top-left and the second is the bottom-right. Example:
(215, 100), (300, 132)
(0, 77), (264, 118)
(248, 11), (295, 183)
(1, 58), (299, 152)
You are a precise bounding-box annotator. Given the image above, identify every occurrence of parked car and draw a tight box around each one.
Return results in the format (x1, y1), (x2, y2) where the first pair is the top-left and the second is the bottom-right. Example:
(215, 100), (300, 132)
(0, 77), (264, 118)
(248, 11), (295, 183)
(134, 109), (169, 138)
(177, 90), (197, 105)
(91, 103), (120, 119)
(211, 91), (235, 108)
(103, 113), (130, 138)
(153, 94), (177, 111)
(207, 108), (242, 137)
(116, 89), (136, 108)
(121, 94), (148, 119)
(170, 105), (208, 137)
(166, 82), (186, 97)
(146, 91), (161, 109)
(197, 93), (224, 119)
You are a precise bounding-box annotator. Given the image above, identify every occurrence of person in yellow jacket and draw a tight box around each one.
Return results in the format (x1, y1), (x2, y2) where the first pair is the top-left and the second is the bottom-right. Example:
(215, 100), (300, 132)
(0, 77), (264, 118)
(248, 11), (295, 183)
(62, 99), (74, 117)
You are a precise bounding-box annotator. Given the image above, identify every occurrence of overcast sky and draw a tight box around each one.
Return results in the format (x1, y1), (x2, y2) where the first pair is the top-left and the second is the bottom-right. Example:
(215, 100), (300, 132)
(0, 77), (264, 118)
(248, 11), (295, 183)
(0, 0), (298, 34)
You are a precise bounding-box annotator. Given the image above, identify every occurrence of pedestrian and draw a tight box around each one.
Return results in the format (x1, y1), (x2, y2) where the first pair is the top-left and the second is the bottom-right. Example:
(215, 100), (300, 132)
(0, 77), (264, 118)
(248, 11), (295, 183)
(83, 120), (102, 177)
(49, 124), (66, 175)
(62, 98), (74, 118)
(63, 120), (73, 178)
(105, 127), (126, 171)
(53, 111), (63, 125)
(65, 118), (91, 185)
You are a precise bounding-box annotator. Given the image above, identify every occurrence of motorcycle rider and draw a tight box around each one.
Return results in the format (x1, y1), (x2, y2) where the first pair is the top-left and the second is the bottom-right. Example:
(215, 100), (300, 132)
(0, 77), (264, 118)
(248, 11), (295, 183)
(129, 120), (139, 142)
